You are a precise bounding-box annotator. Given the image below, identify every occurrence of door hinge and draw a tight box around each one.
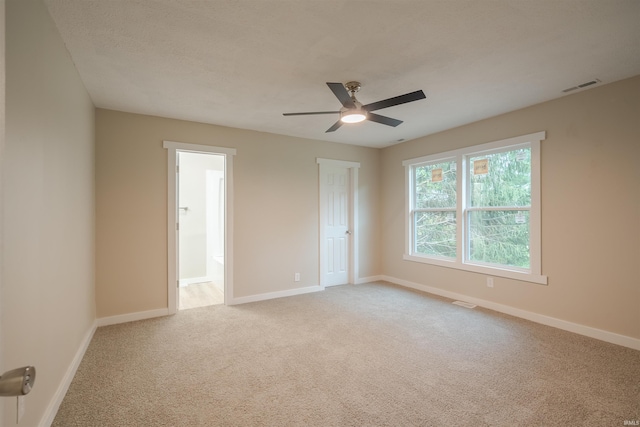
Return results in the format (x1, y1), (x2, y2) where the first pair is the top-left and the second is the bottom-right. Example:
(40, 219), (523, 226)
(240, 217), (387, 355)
(176, 222), (179, 231)
(176, 165), (180, 173)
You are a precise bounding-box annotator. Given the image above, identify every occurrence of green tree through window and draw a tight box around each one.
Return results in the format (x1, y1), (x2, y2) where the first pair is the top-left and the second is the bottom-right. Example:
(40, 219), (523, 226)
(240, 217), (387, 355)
(468, 148), (531, 268)
(404, 131), (546, 283)
(414, 160), (456, 258)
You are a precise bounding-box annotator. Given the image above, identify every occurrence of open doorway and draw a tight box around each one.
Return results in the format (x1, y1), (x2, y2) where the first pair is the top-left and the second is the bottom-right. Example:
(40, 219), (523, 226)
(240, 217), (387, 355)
(177, 151), (225, 309)
(164, 141), (235, 313)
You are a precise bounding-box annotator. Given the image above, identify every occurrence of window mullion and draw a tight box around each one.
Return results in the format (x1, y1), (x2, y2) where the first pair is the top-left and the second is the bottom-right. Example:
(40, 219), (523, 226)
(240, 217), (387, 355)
(457, 154), (465, 264)
(466, 206), (531, 212)
(413, 208), (457, 213)
(407, 165), (414, 256)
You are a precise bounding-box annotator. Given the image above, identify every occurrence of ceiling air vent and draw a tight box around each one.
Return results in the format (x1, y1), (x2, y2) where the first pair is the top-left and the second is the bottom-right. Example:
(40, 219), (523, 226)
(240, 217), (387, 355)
(562, 79), (601, 93)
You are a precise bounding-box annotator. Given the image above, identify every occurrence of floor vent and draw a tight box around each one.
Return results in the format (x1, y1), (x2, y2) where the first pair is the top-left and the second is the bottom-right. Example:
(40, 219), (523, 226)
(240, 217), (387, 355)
(452, 301), (477, 309)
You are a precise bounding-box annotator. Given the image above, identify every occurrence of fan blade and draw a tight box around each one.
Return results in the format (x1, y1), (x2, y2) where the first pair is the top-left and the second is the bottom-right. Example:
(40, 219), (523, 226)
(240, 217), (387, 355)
(327, 82), (355, 109)
(283, 111), (340, 116)
(363, 90), (426, 112)
(367, 112), (403, 127)
(325, 120), (343, 133)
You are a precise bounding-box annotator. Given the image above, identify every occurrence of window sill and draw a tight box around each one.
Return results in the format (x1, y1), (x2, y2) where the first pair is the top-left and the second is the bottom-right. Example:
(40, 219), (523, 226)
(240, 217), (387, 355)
(403, 254), (548, 285)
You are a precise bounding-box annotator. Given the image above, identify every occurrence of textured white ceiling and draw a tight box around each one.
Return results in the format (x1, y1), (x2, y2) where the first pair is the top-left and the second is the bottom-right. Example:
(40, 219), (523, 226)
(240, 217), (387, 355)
(44, 0), (640, 148)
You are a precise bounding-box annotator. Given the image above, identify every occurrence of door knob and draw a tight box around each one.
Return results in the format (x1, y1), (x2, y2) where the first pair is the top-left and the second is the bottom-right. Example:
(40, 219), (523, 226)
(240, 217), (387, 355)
(0, 366), (35, 397)
(345, 230), (352, 235)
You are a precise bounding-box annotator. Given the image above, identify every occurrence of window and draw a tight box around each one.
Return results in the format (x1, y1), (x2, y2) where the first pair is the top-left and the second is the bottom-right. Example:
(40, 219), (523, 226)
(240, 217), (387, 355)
(413, 159), (457, 258)
(403, 132), (547, 284)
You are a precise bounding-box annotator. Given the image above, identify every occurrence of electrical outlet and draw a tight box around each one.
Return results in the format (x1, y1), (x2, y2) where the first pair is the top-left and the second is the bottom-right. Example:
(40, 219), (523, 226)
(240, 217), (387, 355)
(294, 273), (300, 282)
(17, 396), (25, 423)
(487, 277), (494, 288)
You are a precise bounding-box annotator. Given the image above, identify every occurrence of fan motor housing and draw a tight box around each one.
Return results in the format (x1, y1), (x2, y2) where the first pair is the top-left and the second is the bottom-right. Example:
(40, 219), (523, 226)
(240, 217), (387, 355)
(345, 81), (361, 94)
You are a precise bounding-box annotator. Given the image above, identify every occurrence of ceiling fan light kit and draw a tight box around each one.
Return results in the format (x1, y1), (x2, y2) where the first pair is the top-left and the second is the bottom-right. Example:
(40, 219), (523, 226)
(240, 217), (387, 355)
(283, 81), (426, 133)
(340, 109), (367, 123)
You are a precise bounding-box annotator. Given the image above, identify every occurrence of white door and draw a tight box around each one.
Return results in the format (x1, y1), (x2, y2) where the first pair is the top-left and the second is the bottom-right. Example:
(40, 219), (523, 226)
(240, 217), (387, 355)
(320, 163), (350, 286)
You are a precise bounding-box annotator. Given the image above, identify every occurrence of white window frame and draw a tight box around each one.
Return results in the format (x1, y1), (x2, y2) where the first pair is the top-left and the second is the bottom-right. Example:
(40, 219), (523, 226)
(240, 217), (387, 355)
(403, 131), (547, 285)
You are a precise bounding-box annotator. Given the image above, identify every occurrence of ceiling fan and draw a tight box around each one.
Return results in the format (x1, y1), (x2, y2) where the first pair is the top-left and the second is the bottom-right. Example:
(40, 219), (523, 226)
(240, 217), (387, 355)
(283, 82), (426, 133)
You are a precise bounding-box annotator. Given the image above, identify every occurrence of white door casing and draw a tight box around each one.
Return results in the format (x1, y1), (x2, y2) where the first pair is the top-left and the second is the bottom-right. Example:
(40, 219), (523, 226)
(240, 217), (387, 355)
(164, 141), (236, 313)
(318, 158), (360, 287)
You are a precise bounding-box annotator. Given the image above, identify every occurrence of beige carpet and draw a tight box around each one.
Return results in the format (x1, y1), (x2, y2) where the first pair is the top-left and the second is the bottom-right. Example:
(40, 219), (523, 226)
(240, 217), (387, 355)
(53, 282), (639, 426)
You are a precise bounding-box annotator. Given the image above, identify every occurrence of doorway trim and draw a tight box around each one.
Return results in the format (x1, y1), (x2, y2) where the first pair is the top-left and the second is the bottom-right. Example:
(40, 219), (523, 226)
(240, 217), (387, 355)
(164, 141), (236, 314)
(317, 158), (360, 287)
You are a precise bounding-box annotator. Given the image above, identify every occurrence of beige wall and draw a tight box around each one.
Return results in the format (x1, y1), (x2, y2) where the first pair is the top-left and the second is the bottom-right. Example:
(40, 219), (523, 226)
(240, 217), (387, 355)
(3, 0), (96, 425)
(381, 75), (640, 340)
(0, 0), (6, 423)
(96, 109), (381, 317)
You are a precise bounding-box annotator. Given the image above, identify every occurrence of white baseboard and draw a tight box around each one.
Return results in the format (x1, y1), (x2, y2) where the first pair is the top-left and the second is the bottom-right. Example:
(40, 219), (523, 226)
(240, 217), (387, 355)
(178, 276), (211, 287)
(382, 275), (640, 351)
(354, 275), (384, 285)
(229, 285), (323, 305)
(97, 285), (324, 322)
(97, 308), (170, 327)
(229, 278), (382, 304)
(39, 320), (97, 427)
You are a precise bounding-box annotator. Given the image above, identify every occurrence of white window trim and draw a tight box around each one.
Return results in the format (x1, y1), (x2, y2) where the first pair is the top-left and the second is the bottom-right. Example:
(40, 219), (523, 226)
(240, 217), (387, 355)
(403, 131), (547, 285)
